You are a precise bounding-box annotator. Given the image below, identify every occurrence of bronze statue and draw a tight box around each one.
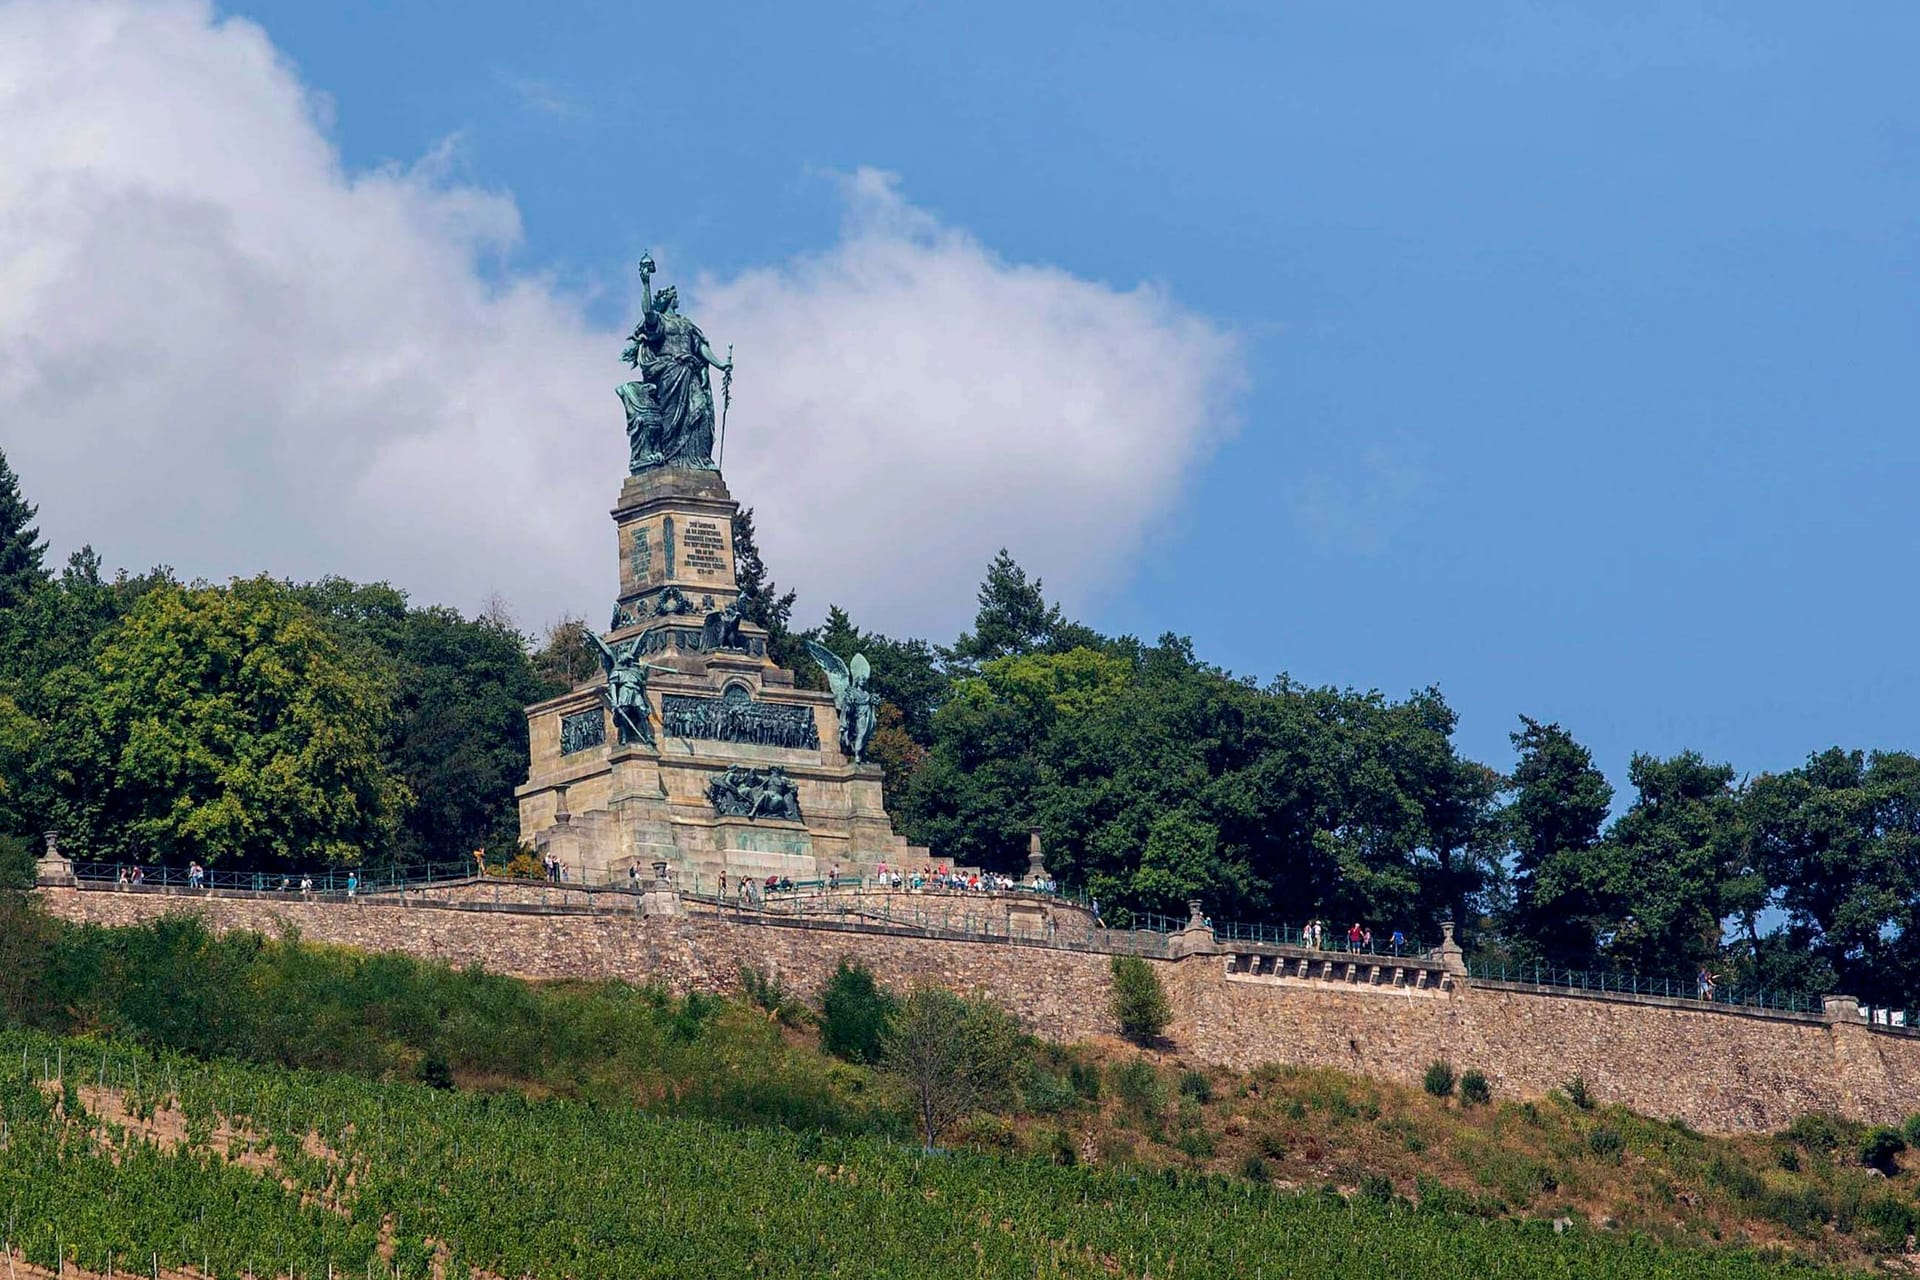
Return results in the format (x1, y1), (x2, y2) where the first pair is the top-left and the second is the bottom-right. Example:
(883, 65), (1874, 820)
(805, 640), (878, 764)
(619, 254), (733, 473)
(587, 632), (672, 746)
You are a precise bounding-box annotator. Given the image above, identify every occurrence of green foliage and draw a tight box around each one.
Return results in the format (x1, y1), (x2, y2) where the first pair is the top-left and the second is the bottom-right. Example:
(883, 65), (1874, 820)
(1858, 1125), (1906, 1172)
(1563, 1076), (1595, 1110)
(48, 577), (409, 866)
(0, 446), (49, 613)
(738, 963), (809, 1027)
(0, 1027), (1839, 1280)
(1459, 1070), (1491, 1106)
(884, 986), (1022, 1149)
(731, 507), (804, 672)
(1784, 1113), (1847, 1155)
(1423, 1060), (1457, 1098)
(1705, 1155), (1765, 1202)
(819, 957), (896, 1065)
(1587, 1126), (1625, 1160)
(1175, 1128), (1216, 1159)
(1109, 954), (1171, 1045)
(1017, 1062), (1078, 1115)
(1178, 1069), (1213, 1104)
(1109, 1058), (1165, 1118)
(1505, 717), (1615, 966)
(0, 832), (33, 889)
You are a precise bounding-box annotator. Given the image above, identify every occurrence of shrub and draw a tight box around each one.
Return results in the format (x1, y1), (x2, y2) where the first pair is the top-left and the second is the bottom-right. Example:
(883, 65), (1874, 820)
(1586, 1126), (1624, 1159)
(1358, 1173), (1394, 1204)
(1043, 1127), (1077, 1166)
(737, 963), (807, 1027)
(1109, 955), (1171, 1044)
(1784, 1112), (1845, 1154)
(1705, 1155), (1764, 1202)
(1902, 1112), (1920, 1147)
(1423, 1061), (1456, 1099)
(1254, 1127), (1288, 1159)
(1562, 1076), (1594, 1110)
(1859, 1195), (1916, 1249)
(1018, 1063), (1078, 1116)
(1178, 1070), (1213, 1104)
(1175, 1128), (1216, 1159)
(1774, 1143), (1800, 1172)
(1110, 1058), (1166, 1118)
(1238, 1154), (1270, 1182)
(1859, 1125), (1907, 1172)
(819, 958), (895, 1064)
(0, 834), (34, 889)
(1067, 1057), (1102, 1100)
(1459, 1070), (1491, 1106)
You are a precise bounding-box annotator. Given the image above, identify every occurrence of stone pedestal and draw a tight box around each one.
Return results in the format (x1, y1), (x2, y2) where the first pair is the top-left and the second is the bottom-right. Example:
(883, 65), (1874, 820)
(34, 832), (73, 886)
(517, 465), (929, 890)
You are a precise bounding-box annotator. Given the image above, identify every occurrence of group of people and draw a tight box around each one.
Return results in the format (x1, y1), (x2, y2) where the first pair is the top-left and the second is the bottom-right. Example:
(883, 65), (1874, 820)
(1298, 919), (1408, 955)
(542, 852), (570, 883)
(871, 864), (1054, 894)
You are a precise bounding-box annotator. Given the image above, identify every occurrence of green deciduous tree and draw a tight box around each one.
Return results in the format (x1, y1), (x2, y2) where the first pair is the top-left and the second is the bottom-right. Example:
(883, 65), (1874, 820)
(1109, 954), (1172, 1044)
(48, 576), (409, 866)
(1505, 717), (1616, 966)
(819, 957), (896, 1064)
(884, 986), (1023, 1149)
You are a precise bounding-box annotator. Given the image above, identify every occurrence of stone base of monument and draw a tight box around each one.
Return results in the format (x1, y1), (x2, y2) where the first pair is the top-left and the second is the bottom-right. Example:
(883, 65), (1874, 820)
(516, 467), (929, 888)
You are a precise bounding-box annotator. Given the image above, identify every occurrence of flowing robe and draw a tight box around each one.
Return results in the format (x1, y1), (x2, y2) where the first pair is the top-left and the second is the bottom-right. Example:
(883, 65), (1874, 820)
(619, 307), (718, 472)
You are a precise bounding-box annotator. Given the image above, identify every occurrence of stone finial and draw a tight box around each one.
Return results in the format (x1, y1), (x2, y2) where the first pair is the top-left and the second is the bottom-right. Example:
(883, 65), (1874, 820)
(1823, 994), (1864, 1024)
(652, 859), (672, 885)
(1438, 920), (1467, 976)
(1187, 898), (1208, 930)
(1026, 828), (1049, 882)
(35, 831), (73, 885)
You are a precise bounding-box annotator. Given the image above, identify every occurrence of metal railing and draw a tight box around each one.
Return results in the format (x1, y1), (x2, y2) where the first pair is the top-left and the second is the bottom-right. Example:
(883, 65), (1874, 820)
(1211, 919), (1429, 957)
(1464, 957), (1824, 1014)
(70, 860), (479, 896)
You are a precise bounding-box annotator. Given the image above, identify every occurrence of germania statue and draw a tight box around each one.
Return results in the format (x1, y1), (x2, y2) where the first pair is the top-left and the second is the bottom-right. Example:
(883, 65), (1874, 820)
(619, 254), (734, 473)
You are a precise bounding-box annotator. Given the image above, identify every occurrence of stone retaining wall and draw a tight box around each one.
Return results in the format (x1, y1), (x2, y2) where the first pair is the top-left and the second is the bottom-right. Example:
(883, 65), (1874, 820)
(35, 886), (1920, 1133)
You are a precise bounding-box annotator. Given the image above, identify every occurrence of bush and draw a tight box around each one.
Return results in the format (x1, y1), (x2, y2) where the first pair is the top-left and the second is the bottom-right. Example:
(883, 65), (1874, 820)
(1237, 1154), (1269, 1182)
(1175, 1128), (1216, 1159)
(1773, 1143), (1800, 1172)
(1459, 1070), (1491, 1106)
(1859, 1125), (1907, 1172)
(819, 958), (895, 1064)
(1586, 1126), (1624, 1160)
(1784, 1111), (1845, 1154)
(0, 834), (34, 889)
(1018, 1063), (1078, 1116)
(1358, 1173), (1394, 1204)
(1109, 955), (1171, 1044)
(1110, 1058), (1166, 1118)
(1903, 1112), (1920, 1147)
(1067, 1057), (1102, 1101)
(737, 964), (807, 1027)
(1562, 1076), (1594, 1110)
(1705, 1155), (1763, 1202)
(1423, 1061), (1456, 1099)
(1178, 1070), (1213, 1104)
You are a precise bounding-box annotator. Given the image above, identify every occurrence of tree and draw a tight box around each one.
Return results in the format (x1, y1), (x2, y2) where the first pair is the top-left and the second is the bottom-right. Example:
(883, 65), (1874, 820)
(818, 957), (896, 1064)
(1600, 751), (1751, 975)
(48, 577), (409, 866)
(731, 507), (803, 671)
(884, 986), (1023, 1149)
(943, 550), (1099, 673)
(531, 616), (598, 693)
(1109, 954), (1171, 1044)
(0, 447), (49, 613)
(1746, 748), (1920, 1004)
(1504, 717), (1616, 965)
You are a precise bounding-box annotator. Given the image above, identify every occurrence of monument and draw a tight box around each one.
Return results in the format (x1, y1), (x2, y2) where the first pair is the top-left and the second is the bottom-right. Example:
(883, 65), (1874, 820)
(515, 257), (928, 887)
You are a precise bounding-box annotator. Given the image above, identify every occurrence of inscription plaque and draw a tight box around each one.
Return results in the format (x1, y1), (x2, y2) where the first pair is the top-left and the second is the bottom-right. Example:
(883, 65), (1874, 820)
(685, 519), (728, 578)
(628, 527), (652, 584)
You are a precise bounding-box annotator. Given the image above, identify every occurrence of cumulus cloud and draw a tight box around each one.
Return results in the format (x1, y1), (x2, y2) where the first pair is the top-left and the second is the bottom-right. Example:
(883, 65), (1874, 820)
(0, 0), (1243, 640)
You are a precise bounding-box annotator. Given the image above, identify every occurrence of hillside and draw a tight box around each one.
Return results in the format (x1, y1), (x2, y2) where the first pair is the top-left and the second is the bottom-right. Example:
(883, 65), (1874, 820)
(0, 1028), (1884, 1280)
(5, 906), (1920, 1274)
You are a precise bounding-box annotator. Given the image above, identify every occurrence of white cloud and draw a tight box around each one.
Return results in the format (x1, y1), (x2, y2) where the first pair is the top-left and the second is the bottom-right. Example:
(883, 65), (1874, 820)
(0, 0), (1244, 642)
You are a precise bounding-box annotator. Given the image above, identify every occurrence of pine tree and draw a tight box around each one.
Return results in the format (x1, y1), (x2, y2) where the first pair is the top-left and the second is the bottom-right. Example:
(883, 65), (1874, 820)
(0, 448), (49, 612)
(731, 507), (803, 670)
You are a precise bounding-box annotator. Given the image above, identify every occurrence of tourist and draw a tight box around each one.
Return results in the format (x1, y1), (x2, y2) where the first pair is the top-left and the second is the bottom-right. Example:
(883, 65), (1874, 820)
(299, 873), (313, 897)
(188, 861), (205, 890)
(828, 864), (839, 890)
(1348, 922), (1364, 951)
(346, 870), (359, 898)
(719, 869), (728, 898)
(1390, 928), (1405, 956)
(1361, 926), (1373, 954)
(1697, 968), (1718, 1001)
(628, 862), (640, 890)
(472, 848), (486, 877)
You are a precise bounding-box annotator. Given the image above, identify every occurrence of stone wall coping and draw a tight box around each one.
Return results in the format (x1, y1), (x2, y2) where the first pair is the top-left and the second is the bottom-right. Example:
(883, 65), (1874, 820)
(1469, 975), (1832, 1026)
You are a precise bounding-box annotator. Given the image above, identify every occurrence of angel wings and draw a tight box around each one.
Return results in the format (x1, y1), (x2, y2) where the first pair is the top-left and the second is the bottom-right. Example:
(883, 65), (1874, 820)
(804, 639), (878, 764)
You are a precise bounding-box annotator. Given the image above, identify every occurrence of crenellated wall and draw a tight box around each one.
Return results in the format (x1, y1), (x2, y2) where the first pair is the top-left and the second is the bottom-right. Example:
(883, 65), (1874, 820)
(35, 884), (1920, 1134)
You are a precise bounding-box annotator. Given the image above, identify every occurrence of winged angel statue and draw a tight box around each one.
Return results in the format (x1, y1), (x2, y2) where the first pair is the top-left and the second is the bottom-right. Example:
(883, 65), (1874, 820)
(804, 640), (878, 764)
(588, 632), (673, 746)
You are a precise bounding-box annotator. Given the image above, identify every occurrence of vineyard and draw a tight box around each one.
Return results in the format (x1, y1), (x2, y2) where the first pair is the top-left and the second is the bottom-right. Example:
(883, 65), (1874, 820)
(0, 1029), (1865, 1280)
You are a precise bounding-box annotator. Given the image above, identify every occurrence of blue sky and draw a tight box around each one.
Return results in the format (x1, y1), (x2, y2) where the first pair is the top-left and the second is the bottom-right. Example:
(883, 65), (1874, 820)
(15, 1), (1920, 793)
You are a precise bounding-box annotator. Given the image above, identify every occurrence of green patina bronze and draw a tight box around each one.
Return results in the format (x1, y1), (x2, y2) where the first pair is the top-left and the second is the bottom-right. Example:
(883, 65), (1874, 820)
(587, 632), (673, 747)
(804, 640), (879, 764)
(619, 254), (734, 474)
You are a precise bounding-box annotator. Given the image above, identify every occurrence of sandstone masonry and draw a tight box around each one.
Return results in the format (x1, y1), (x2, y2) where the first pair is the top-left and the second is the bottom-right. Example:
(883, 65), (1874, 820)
(36, 885), (1920, 1134)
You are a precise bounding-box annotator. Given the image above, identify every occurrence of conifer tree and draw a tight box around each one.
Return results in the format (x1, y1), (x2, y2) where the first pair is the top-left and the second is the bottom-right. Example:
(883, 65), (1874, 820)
(0, 448), (49, 612)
